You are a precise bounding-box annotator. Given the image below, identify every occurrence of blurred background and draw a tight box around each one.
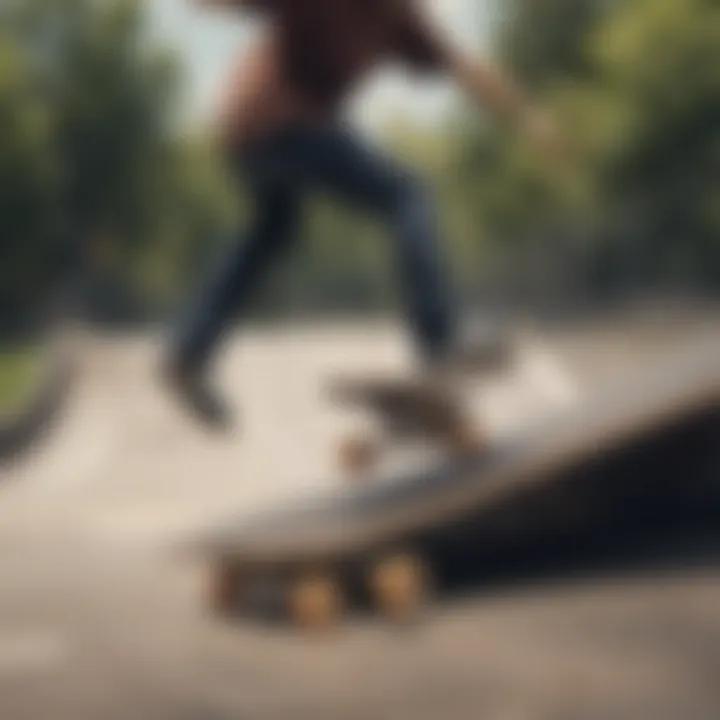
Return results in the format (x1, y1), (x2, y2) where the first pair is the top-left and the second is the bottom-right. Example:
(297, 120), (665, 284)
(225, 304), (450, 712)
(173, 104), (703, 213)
(0, 1), (718, 718)
(1, 0), (718, 337)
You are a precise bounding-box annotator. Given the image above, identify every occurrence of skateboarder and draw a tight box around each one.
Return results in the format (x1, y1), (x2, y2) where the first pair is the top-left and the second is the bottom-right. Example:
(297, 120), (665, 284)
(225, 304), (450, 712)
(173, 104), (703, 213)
(164, 0), (562, 430)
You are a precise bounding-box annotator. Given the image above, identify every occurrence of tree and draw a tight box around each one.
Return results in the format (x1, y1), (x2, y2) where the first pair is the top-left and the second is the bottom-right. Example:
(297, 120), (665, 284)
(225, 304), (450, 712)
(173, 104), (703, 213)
(498, 0), (611, 90)
(0, 0), (232, 323)
(454, 0), (720, 303)
(0, 26), (59, 328)
(582, 0), (720, 288)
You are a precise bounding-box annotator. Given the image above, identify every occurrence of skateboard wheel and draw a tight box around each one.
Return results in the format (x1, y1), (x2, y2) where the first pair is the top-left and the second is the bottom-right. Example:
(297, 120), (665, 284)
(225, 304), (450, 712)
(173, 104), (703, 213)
(209, 560), (244, 617)
(287, 571), (344, 631)
(338, 434), (379, 476)
(369, 552), (430, 622)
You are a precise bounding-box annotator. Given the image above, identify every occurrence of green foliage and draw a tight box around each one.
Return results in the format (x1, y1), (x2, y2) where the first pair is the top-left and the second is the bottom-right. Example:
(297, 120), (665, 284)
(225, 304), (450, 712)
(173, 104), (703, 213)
(0, 30), (59, 317)
(0, 346), (39, 411)
(457, 0), (720, 301)
(498, 0), (609, 90)
(0, 0), (231, 323)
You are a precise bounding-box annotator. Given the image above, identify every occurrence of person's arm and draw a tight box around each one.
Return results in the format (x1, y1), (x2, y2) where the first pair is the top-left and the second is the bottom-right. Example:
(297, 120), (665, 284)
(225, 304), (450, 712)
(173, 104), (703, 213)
(193, 0), (273, 11)
(395, 4), (562, 157)
(451, 53), (531, 124)
(449, 52), (559, 147)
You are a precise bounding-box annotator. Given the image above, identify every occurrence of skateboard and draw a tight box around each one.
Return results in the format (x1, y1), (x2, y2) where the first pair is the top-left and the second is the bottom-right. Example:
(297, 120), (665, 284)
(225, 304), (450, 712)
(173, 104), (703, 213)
(184, 336), (720, 632)
(325, 324), (523, 476)
(327, 372), (486, 476)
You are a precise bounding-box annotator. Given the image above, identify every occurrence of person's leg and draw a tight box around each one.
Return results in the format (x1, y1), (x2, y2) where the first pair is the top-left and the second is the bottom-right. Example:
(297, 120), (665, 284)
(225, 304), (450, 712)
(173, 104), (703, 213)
(383, 176), (457, 362)
(174, 185), (301, 371)
(166, 183), (301, 429)
(266, 126), (458, 361)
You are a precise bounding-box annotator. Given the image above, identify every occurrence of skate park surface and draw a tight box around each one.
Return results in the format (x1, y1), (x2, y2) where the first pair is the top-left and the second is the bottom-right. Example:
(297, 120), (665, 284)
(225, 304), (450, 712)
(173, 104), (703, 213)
(0, 311), (719, 720)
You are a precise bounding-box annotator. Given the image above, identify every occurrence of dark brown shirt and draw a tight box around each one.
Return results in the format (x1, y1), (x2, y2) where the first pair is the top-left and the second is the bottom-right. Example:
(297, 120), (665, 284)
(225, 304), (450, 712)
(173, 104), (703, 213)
(219, 0), (450, 146)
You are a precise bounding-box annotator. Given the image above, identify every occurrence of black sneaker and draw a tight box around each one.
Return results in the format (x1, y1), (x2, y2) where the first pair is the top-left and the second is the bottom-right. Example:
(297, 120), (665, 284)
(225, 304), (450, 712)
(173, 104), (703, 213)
(161, 357), (234, 433)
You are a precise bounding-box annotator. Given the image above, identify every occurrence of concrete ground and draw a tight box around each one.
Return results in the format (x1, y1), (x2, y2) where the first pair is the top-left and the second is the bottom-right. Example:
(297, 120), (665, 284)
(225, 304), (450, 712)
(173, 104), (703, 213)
(0, 317), (718, 720)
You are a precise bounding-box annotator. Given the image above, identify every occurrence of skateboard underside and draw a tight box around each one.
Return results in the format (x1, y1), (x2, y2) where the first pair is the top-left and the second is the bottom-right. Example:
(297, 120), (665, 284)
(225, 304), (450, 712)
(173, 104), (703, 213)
(190, 337), (720, 631)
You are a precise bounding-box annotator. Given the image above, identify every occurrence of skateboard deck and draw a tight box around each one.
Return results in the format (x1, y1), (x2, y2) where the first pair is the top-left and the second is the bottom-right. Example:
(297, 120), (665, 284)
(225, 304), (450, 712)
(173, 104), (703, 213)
(186, 335), (720, 627)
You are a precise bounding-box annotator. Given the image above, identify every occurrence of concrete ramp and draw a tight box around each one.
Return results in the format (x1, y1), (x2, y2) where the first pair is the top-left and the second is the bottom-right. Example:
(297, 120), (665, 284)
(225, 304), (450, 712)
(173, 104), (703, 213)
(198, 336), (719, 565)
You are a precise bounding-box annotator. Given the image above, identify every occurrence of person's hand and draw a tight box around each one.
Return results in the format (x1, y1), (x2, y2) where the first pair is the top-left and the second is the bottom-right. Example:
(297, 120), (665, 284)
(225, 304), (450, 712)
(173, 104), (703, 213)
(520, 107), (569, 163)
(520, 106), (587, 200)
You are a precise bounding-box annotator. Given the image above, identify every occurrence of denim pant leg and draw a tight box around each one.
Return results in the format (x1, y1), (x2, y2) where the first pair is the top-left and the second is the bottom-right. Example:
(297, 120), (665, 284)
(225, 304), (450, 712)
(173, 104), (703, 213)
(268, 126), (458, 359)
(174, 184), (301, 370)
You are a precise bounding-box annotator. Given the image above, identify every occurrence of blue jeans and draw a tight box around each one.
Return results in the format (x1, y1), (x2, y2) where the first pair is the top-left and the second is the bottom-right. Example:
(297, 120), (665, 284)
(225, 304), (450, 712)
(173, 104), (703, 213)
(174, 124), (457, 368)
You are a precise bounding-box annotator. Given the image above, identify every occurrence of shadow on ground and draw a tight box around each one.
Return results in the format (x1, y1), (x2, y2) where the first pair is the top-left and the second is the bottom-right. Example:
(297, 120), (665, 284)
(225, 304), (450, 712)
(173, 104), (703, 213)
(431, 407), (720, 601)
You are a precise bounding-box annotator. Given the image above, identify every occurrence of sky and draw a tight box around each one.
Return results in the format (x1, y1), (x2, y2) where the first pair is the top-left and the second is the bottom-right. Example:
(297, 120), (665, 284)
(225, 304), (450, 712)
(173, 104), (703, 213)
(144, 0), (494, 133)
